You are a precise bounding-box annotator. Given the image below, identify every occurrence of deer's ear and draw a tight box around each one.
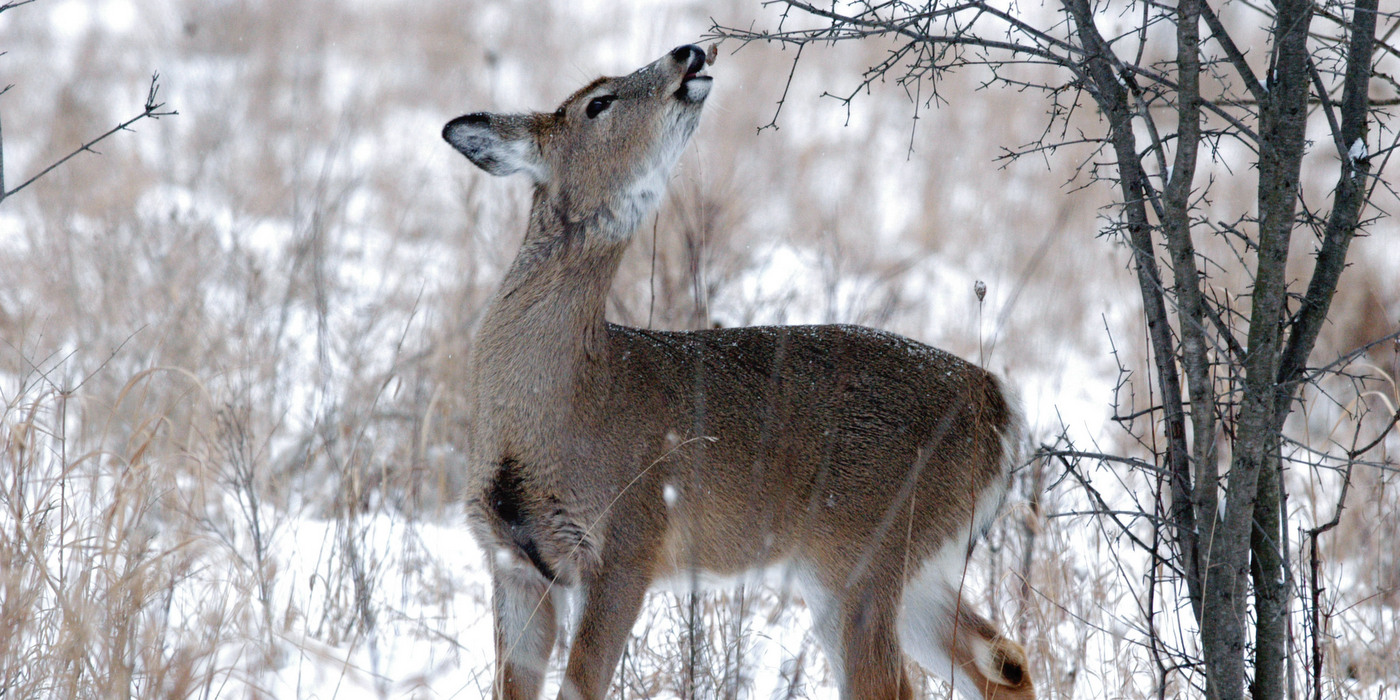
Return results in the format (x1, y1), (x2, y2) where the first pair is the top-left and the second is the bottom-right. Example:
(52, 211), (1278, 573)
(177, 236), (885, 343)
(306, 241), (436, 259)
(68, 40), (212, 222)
(443, 112), (547, 181)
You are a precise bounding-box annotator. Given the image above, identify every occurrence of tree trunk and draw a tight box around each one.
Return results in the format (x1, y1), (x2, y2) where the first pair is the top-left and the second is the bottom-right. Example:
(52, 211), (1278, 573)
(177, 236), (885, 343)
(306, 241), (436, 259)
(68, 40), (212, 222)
(1233, 0), (1314, 697)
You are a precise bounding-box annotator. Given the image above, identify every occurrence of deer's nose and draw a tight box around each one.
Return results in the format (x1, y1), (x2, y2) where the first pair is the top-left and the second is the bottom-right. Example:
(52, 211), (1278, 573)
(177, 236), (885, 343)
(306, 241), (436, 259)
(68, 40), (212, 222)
(670, 45), (706, 74)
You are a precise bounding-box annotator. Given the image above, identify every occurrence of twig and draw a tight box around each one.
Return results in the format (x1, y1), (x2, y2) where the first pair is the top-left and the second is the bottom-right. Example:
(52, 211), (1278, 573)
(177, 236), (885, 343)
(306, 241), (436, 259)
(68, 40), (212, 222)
(0, 72), (176, 204)
(1304, 328), (1400, 385)
(1346, 405), (1400, 460)
(1046, 448), (1184, 576)
(1306, 459), (1353, 700)
(0, 1), (39, 15)
(762, 42), (804, 132)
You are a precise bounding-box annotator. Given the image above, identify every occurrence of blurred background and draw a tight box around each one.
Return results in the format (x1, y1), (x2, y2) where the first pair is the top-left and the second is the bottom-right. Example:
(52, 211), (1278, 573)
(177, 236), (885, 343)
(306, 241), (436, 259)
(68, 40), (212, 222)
(1, 0), (1396, 697)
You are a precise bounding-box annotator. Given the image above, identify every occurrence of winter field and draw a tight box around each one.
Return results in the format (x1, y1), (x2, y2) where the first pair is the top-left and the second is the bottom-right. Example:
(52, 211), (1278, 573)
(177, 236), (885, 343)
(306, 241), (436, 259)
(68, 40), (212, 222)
(1, 0), (1397, 697)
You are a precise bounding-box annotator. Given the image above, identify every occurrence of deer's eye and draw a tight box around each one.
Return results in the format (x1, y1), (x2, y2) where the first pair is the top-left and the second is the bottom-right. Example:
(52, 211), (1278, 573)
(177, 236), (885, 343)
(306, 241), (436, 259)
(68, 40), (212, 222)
(586, 95), (616, 119)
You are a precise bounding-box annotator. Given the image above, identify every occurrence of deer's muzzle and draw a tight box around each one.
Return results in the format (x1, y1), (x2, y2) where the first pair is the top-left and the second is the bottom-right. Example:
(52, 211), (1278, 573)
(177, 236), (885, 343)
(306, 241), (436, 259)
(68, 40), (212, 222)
(671, 44), (712, 103)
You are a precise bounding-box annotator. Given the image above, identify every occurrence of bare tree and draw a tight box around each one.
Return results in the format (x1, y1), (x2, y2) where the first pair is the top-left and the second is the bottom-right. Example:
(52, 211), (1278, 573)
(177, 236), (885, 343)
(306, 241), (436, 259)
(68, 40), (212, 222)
(712, 1), (1398, 697)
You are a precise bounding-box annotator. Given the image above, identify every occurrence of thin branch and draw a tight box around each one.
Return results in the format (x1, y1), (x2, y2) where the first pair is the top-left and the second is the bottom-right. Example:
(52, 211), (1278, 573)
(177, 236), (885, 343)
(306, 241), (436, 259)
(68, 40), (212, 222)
(714, 1), (1263, 143)
(775, 0), (1082, 62)
(1040, 447), (1169, 476)
(1306, 442), (1356, 700)
(1311, 0), (1400, 63)
(0, 72), (177, 204)
(1046, 449), (1185, 576)
(1204, 301), (1248, 362)
(1303, 329), (1400, 384)
(0, 0), (38, 15)
(1, 103), (6, 198)
(761, 43), (804, 132)
(1200, 0), (1268, 104)
(1346, 405), (1400, 459)
(1305, 55), (1347, 164)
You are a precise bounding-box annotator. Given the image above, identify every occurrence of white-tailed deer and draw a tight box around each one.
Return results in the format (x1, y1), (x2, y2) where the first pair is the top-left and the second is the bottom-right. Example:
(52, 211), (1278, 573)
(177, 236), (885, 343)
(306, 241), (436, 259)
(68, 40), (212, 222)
(443, 44), (1034, 700)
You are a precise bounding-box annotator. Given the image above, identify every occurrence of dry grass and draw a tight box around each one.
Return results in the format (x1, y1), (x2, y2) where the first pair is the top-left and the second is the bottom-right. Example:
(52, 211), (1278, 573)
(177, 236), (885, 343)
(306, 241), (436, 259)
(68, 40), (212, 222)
(0, 0), (1396, 697)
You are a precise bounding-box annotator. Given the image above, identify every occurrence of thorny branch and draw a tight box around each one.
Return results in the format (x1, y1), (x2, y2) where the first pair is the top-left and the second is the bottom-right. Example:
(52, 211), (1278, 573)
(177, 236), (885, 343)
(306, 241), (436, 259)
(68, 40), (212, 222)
(710, 0), (1262, 145)
(1301, 393), (1388, 700)
(0, 72), (177, 205)
(0, 1), (38, 14)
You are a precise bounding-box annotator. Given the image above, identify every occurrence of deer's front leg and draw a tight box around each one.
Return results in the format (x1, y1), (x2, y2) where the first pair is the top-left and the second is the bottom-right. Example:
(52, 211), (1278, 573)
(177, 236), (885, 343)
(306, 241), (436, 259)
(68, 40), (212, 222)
(493, 564), (558, 700)
(556, 530), (657, 700)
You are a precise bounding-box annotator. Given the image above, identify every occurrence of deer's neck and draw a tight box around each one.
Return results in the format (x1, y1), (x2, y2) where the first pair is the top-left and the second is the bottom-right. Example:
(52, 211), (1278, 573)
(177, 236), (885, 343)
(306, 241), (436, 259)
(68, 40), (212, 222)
(473, 195), (629, 406)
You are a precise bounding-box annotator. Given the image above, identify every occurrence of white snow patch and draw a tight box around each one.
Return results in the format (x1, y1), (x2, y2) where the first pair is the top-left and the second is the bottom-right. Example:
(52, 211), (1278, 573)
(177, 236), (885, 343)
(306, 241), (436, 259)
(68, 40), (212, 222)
(1348, 138), (1368, 163)
(717, 242), (889, 326)
(98, 0), (137, 33)
(48, 0), (92, 39)
(0, 210), (27, 253)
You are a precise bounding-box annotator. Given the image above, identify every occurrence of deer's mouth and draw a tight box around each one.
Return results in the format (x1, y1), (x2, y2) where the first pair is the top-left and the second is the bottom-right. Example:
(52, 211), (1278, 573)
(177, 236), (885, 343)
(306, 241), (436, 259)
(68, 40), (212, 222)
(677, 68), (712, 103)
(682, 68), (711, 86)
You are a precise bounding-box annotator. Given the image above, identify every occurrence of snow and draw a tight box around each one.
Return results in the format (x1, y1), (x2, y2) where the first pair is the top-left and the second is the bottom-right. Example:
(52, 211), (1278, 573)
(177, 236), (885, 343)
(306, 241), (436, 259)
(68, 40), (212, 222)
(47, 0), (93, 39)
(149, 508), (836, 699)
(1349, 137), (1368, 163)
(258, 515), (496, 699)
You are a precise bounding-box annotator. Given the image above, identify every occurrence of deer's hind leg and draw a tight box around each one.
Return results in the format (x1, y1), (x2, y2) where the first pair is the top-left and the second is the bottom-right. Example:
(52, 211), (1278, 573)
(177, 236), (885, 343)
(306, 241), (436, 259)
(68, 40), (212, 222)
(801, 561), (915, 700)
(493, 565), (559, 700)
(897, 552), (1034, 700)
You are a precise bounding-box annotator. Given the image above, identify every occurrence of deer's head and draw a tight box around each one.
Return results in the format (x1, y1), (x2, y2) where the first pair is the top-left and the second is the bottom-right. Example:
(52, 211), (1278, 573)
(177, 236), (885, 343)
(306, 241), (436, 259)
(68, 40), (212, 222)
(445, 45), (712, 235)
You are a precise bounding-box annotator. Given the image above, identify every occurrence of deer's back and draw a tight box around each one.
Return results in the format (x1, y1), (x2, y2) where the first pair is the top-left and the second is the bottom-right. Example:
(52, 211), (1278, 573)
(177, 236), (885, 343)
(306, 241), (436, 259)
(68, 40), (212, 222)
(602, 323), (1017, 577)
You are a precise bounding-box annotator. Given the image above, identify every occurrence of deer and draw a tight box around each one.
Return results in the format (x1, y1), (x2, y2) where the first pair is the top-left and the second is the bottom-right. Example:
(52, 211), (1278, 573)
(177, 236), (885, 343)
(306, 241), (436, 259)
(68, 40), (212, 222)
(441, 44), (1035, 700)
